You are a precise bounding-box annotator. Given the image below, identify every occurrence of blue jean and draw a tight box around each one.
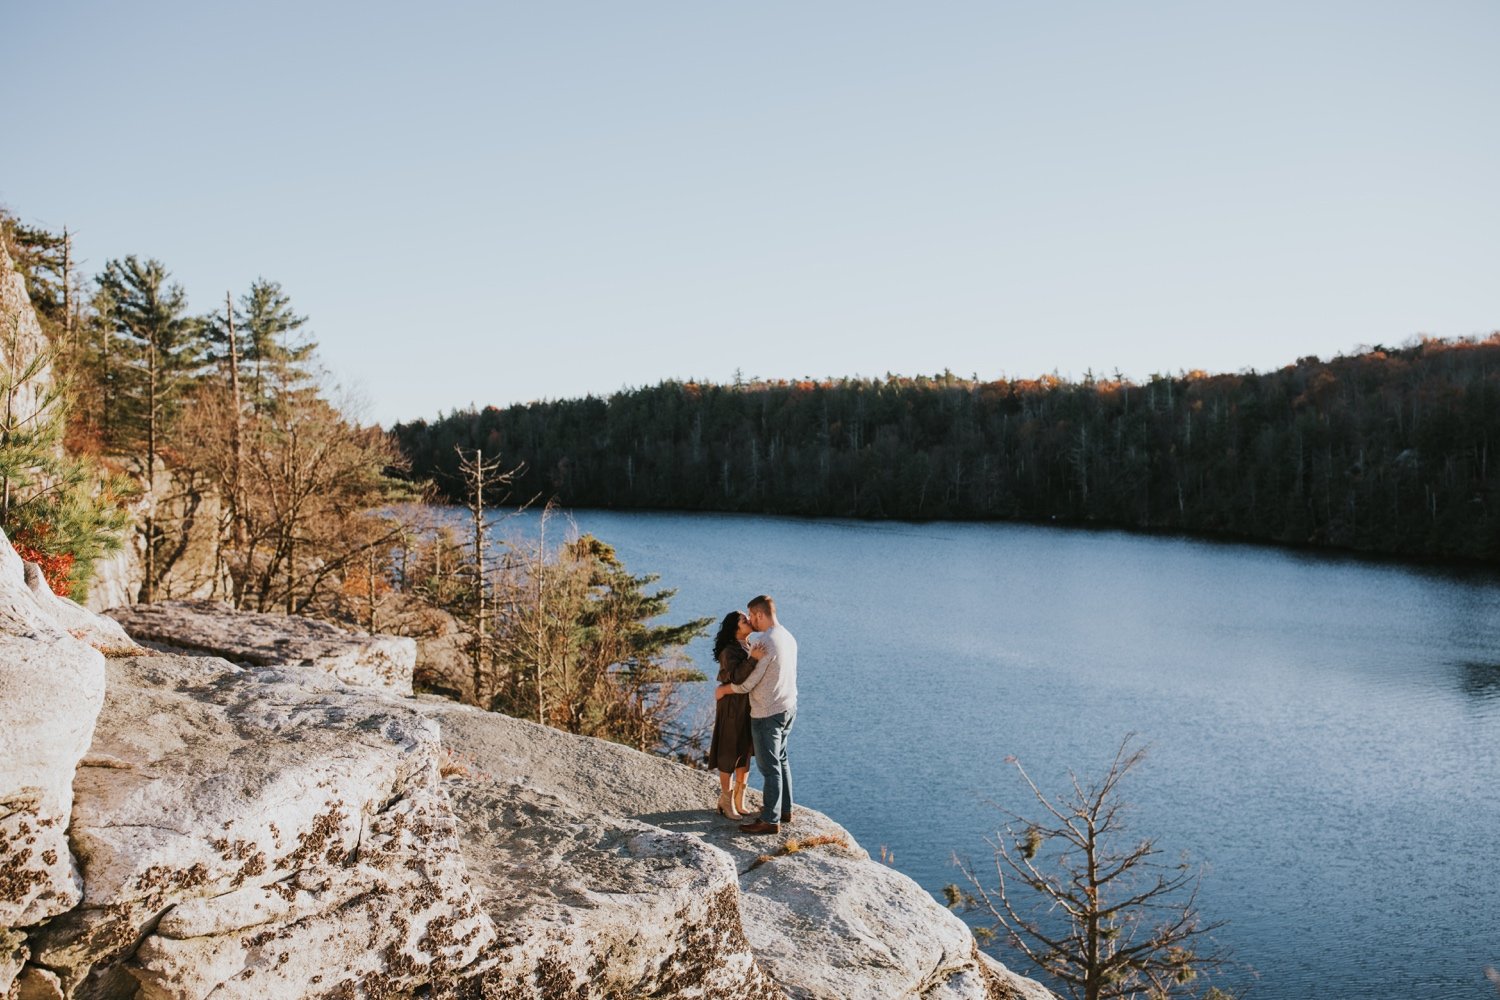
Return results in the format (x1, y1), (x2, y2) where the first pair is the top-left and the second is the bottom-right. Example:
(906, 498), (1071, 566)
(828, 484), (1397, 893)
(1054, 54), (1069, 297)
(750, 709), (795, 824)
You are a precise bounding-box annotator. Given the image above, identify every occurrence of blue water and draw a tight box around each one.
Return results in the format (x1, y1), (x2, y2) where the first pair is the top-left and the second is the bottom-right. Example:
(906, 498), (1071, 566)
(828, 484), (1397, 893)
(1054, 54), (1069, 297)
(481, 508), (1500, 999)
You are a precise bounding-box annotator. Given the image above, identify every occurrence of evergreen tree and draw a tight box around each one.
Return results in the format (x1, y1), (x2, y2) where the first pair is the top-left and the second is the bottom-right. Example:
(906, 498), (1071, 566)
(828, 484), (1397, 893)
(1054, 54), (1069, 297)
(0, 325), (128, 599)
(229, 278), (315, 413)
(0, 212), (74, 343)
(96, 256), (206, 601)
(565, 534), (711, 756)
(64, 284), (123, 454)
(435, 512), (713, 757)
(392, 337), (1500, 563)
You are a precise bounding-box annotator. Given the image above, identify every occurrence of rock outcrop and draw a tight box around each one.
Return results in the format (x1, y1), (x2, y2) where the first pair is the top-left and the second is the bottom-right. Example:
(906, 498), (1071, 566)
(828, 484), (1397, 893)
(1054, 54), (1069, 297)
(83, 547), (136, 616)
(2, 528), (1055, 1000)
(0, 530), (134, 995)
(81, 469), (229, 614)
(106, 600), (416, 695)
(404, 606), (474, 702)
(420, 700), (1053, 1000)
(31, 653), (493, 999)
(0, 239), (53, 432)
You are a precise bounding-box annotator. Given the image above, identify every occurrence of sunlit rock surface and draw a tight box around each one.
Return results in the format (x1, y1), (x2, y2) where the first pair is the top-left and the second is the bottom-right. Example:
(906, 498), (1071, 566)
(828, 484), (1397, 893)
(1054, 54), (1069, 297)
(106, 599), (416, 695)
(84, 466), (230, 612)
(419, 699), (1051, 1000)
(2, 524), (1055, 999)
(0, 531), (114, 948)
(29, 654), (492, 1000)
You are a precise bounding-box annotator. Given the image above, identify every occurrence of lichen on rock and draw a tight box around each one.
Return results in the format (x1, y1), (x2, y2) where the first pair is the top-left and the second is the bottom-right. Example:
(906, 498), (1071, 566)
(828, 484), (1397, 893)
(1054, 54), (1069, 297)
(0, 530), (108, 951)
(0, 518), (1056, 1000)
(27, 654), (492, 999)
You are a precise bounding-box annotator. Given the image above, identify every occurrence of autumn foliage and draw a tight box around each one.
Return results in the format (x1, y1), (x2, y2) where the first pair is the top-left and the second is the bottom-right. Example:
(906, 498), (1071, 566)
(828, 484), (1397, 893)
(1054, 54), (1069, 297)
(12, 523), (76, 597)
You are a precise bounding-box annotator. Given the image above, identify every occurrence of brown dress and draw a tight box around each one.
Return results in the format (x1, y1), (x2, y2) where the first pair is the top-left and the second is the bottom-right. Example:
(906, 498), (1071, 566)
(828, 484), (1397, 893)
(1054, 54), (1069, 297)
(709, 643), (755, 773)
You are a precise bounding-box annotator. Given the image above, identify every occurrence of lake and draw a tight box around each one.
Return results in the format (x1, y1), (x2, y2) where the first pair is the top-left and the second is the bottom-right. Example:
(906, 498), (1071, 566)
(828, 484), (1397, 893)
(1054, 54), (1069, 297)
(481, 508), (1500, 999)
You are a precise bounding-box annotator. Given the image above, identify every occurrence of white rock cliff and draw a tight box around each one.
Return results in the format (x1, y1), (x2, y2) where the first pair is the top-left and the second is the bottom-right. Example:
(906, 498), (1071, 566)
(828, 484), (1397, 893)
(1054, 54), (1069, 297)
(0, 531), (1055, 1000)
(104, 600), (417, 696)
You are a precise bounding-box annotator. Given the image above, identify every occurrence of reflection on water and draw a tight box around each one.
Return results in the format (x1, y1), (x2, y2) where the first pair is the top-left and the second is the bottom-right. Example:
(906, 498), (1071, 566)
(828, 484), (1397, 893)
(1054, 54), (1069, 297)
(478, 508), (1500, 1000)
(1455, 661), (1500, 700)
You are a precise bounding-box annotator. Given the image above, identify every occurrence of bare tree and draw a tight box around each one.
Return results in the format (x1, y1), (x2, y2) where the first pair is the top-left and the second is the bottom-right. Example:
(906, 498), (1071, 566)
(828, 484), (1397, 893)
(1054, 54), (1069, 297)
(220, 291), (246, 550)
(453, 445), (524, 704)
(489, 501), (581, 723)
(950, 737), (1237, 1000)
(176, 383), (410, 613)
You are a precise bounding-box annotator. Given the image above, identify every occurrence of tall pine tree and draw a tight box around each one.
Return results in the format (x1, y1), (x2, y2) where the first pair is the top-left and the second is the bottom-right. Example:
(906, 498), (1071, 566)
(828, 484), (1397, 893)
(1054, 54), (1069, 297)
(96, 256), (206, 601)
(232, 278), (315, 413)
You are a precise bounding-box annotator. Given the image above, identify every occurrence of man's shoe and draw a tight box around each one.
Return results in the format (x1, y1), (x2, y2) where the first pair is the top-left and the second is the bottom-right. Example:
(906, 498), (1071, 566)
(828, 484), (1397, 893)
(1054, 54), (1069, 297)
(739, 820), (780, 835)
(780, 811), (794, 823)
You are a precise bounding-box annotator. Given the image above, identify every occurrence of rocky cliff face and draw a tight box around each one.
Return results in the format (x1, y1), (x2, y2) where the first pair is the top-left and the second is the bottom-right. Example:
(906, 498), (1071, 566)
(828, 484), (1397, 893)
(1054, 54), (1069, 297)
(0, 240), (54, 432)
(82, 462), (230, 612)
(0, 527), (1056, 1000)
(2, 232), (225, 615)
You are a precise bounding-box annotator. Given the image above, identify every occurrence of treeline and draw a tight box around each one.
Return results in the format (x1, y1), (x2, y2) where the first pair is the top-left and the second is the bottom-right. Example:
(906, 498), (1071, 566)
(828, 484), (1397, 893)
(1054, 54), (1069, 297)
(1, 209), (402, 608)
(393, 339), (1500, 562)
(1, 207), (709, 762)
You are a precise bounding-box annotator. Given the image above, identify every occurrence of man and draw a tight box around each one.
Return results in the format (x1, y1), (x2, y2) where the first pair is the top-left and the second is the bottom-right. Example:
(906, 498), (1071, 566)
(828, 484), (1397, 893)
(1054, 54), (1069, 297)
(716, 594), (797, 834)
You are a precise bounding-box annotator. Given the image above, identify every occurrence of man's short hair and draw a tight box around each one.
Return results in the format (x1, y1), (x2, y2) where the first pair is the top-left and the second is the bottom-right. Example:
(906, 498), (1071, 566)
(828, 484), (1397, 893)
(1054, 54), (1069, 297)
(748, 594), (776, 617)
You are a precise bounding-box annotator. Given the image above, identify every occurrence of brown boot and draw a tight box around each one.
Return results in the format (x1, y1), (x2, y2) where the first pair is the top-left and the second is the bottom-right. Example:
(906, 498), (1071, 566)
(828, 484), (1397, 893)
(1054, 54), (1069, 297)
(739, 820), (780, 835)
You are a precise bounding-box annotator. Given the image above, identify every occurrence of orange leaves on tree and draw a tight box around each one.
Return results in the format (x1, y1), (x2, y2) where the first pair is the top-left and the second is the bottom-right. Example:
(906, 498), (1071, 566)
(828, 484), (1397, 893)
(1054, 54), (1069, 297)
(341, 566), (392, 599)
(12, 522), (75, 597)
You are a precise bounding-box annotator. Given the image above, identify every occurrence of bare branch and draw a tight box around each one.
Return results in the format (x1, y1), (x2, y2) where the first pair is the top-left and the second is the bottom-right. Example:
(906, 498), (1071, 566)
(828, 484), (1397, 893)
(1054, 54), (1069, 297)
(953, 736), (1239, 1000)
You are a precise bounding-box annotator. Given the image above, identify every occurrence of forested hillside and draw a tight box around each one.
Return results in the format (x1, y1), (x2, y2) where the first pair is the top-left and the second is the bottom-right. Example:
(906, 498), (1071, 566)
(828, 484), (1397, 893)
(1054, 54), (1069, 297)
(0, 209), (404, 607)
(1, 206), (713, 759)
(393, 339), (1500, 562)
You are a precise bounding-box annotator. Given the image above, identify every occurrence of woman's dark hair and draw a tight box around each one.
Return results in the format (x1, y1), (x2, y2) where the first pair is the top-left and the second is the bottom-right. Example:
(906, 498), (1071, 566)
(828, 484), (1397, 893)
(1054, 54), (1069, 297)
(712, 610), (746, 659)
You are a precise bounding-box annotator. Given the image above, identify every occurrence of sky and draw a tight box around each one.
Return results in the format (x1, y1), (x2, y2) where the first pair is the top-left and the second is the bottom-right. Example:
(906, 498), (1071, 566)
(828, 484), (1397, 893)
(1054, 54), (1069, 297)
(4, 1), (1497, 426)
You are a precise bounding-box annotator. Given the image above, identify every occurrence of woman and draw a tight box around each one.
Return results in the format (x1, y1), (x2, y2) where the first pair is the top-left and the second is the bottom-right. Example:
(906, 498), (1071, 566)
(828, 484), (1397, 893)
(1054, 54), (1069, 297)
(709, 610), (756, 819)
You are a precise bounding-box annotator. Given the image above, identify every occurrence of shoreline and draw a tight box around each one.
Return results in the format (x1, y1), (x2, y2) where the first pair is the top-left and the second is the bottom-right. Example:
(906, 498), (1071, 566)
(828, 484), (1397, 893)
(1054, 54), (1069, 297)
(459, 501), (1500, 578)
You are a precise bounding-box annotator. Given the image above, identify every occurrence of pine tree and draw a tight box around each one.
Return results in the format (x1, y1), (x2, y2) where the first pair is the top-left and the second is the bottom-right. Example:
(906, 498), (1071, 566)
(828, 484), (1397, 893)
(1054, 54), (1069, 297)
(0, 319), (128, 599)
(230, 278), (315, 413)
(0, 213), (72, 342)
(65, 284), (121, 454)
(96, 256), (206, 601)
(554, 535), (710, 755)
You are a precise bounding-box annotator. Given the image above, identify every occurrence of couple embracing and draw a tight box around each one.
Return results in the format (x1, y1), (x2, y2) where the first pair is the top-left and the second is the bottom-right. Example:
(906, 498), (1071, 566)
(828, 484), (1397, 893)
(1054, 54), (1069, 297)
(710, 594), (797, 835)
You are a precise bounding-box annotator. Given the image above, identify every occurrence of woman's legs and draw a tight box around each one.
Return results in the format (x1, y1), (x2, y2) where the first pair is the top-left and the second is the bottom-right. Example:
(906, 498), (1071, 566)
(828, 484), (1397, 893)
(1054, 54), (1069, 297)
(732, 765), (750, 814)
(717, 770), (740, 819)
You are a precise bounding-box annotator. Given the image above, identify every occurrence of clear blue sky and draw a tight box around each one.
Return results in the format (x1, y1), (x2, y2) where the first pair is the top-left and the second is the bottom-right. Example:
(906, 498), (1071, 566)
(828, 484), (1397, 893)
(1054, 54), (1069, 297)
(5, 1), (1497, 426)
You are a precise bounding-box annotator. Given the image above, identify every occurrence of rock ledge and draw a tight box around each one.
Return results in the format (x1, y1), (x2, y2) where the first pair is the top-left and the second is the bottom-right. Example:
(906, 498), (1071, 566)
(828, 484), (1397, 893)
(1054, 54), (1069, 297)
(106, 599), (416, 695)
(3, 536), (1055, 1000)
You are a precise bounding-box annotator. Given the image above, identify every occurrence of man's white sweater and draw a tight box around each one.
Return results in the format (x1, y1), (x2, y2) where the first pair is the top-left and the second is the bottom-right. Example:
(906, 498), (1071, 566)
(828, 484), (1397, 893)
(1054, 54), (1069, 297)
(730, 623), (798, 718)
